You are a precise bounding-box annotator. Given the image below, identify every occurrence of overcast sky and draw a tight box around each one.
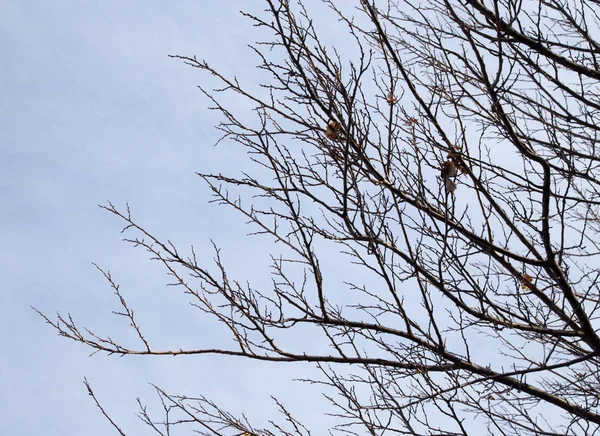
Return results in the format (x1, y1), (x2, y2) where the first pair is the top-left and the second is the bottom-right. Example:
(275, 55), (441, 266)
(1, 1), (344, 434)
(4, 0), (556, 433)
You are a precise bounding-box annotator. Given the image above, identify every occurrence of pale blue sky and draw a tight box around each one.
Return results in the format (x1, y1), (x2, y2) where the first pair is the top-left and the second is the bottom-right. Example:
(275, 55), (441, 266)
(1, 1), (335, 434)
(2, 1), (549, 433)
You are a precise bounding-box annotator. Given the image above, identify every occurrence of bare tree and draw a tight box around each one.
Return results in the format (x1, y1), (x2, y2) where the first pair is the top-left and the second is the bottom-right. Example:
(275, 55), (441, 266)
(38, 0), (600, 434)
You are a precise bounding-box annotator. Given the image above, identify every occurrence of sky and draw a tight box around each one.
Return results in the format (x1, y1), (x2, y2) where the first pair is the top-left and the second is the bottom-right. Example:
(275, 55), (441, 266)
(1, 1), (338, 434)
(2, 1), (576, 434)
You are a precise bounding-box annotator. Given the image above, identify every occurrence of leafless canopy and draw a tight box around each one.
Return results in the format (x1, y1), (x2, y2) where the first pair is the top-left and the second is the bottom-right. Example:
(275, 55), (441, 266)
(40, 0), (600, 434)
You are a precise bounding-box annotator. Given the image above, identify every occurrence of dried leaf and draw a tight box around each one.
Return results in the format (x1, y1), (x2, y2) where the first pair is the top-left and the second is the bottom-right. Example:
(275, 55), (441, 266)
(445, 178), (457, 193)
(441, 160), (457, 179)
(521, 273), (533, 290)
(325, 121), (341, 140)
(448, 151), (468, 174)
(441, 160), (458, 194)
(386, 94), (398, 105)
